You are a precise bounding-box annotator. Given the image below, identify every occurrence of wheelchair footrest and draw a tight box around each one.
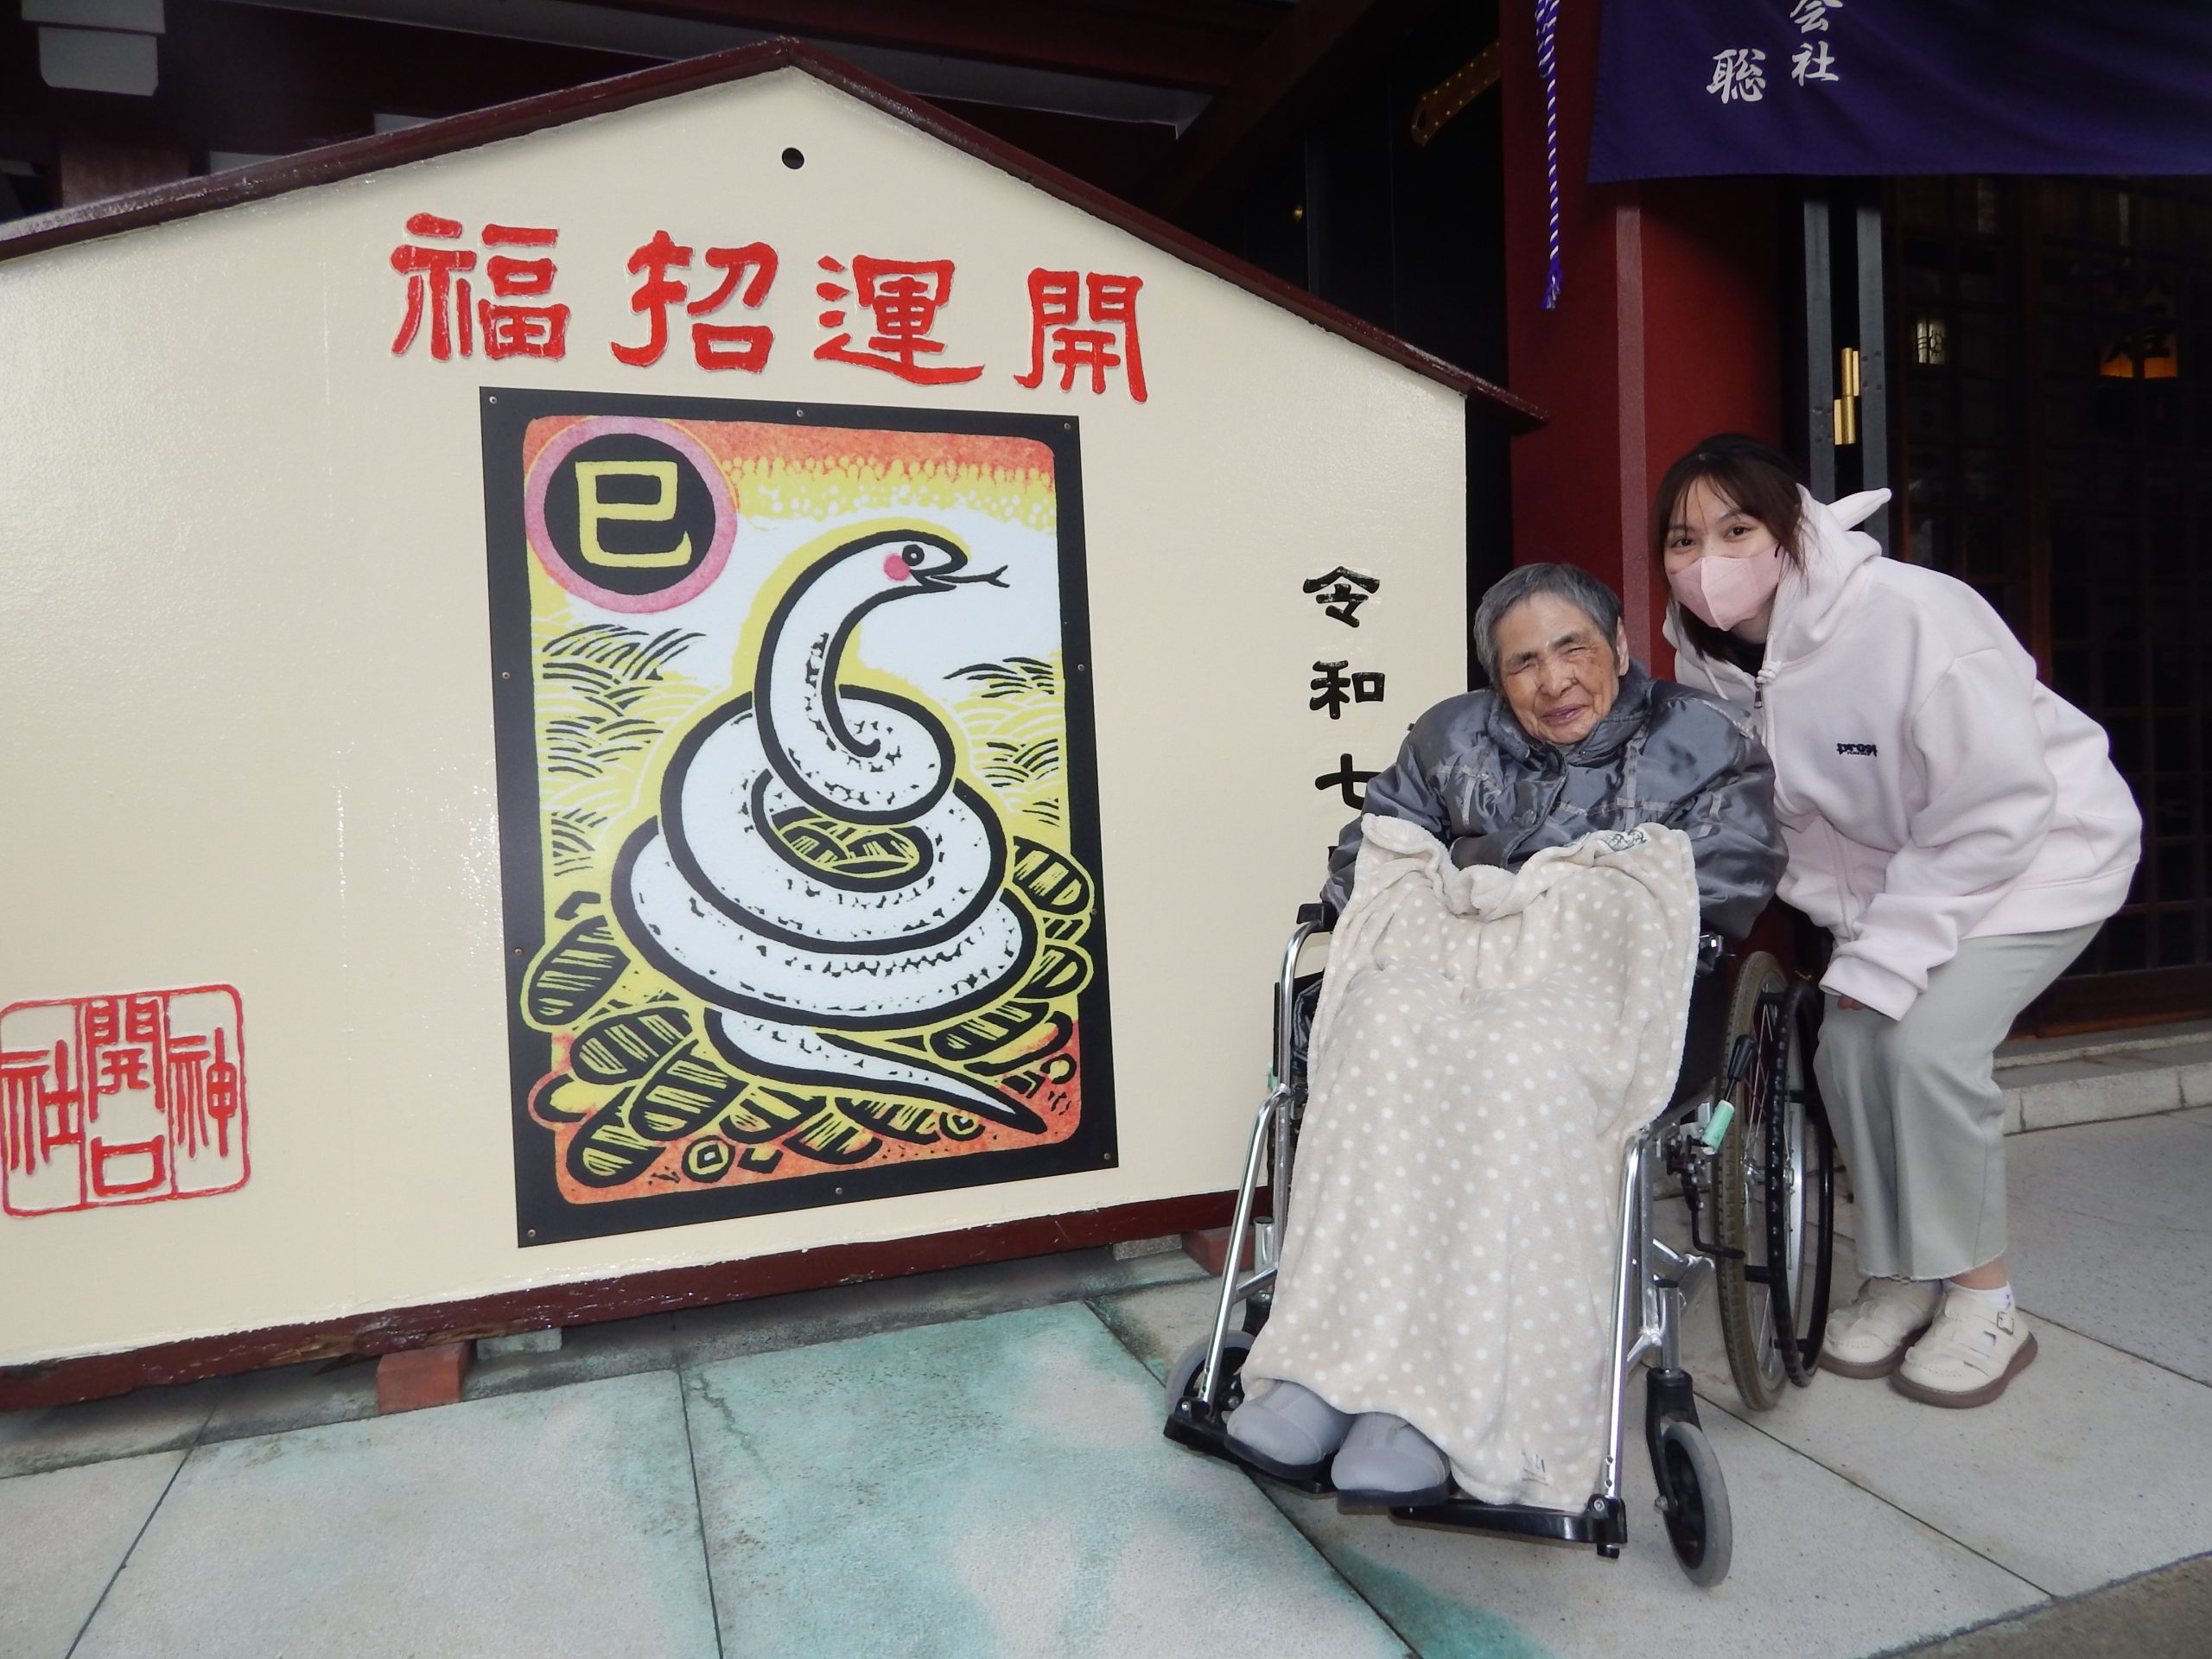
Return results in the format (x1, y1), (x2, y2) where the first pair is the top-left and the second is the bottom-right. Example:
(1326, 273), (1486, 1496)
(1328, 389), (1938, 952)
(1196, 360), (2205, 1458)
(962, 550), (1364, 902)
(1163, 1399), (1335, 1494)
(1389, 1494), (1629, 1550)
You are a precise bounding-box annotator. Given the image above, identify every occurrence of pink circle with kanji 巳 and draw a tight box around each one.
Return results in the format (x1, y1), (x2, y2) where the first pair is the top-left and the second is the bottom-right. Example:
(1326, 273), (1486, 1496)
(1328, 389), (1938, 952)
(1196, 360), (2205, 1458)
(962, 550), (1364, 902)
(524, 416), (736, 613)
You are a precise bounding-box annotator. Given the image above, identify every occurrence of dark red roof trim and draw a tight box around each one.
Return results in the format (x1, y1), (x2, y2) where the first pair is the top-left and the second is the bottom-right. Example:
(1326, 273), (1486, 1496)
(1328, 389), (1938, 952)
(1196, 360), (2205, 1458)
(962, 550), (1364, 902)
(0, 38), (1541, 429)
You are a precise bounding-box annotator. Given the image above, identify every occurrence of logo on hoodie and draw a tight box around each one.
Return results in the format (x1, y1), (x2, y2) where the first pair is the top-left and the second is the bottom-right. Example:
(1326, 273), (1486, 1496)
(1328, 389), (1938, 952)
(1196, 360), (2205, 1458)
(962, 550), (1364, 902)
(1836, 742), (1878, 757)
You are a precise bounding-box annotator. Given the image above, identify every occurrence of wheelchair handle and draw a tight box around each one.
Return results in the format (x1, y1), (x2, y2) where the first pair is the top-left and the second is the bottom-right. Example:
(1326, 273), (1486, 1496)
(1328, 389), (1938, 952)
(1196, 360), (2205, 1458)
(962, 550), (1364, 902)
(1295, 901), (1337, 930)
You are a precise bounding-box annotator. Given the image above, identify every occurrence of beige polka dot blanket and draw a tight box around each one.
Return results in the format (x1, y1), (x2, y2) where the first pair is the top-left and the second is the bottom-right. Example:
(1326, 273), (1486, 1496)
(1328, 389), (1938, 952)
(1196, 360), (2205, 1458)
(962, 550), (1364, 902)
(1247, 814), (1700, 1508)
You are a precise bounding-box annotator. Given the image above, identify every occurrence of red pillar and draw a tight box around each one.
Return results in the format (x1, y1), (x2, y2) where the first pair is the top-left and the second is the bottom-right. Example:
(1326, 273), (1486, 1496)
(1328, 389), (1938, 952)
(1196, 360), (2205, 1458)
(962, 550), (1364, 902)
(1498, 1), (1784, 670)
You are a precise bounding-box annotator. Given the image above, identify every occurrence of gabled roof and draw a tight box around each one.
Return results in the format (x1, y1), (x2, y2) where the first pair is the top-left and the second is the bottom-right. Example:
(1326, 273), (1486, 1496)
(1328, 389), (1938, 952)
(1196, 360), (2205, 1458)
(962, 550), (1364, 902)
(0, 38), (1541, 430)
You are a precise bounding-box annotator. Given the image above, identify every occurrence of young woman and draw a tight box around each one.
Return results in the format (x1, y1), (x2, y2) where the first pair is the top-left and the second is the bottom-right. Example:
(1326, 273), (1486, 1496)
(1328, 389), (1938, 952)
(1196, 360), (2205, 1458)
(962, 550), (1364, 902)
(1654, 434), (2140, 1409)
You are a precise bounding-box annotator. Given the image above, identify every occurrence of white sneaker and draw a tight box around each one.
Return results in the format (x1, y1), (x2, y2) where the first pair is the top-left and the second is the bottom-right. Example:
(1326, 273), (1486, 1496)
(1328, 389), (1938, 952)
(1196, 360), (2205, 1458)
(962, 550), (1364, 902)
(1819, 1277), (1942, 1379)
(1893, 1291), (2037, 1408)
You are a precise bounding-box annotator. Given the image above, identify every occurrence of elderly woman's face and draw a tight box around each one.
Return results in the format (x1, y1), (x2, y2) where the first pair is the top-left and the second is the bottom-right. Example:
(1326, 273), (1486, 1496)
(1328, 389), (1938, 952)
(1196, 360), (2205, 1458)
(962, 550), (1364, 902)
(1493, 593), (1630, 747)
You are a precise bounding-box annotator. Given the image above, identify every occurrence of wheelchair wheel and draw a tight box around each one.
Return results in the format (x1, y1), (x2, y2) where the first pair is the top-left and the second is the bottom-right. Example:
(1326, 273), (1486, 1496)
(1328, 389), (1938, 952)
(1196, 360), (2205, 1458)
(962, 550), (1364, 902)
(1657, 1420), (1732, 1587)
(1714, 955), (1796, 1407)
(1165, 1331), (1255, 1417)
(1716, 963), (1838, 1406)
(1767, 983), (1837, 1384)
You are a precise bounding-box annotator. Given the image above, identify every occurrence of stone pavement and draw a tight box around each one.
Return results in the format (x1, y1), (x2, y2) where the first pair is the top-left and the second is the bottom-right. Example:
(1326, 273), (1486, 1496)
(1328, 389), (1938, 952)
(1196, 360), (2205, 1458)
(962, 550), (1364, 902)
(3, 1103), (2209, 1659)
(1993, 1018), (2212, 1135)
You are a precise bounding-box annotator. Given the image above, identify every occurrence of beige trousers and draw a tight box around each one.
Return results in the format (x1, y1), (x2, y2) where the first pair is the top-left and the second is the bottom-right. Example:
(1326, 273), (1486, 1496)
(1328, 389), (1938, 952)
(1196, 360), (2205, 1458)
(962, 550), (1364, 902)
(1815, 922), (2101, 1282)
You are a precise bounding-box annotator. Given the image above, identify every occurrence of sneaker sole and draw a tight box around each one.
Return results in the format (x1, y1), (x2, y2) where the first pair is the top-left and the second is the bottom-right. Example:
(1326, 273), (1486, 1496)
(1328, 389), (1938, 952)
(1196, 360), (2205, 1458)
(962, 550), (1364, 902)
(1891, 1332), (2039, 1409)
(1818, 1321), (1933, 1380)
(1224, 1436), (1338, 1485)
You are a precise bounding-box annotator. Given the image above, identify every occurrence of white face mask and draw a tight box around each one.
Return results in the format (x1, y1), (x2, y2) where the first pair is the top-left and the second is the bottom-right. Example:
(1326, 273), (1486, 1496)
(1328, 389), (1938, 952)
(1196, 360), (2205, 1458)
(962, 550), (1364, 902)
(1669, 549), (1783, 632)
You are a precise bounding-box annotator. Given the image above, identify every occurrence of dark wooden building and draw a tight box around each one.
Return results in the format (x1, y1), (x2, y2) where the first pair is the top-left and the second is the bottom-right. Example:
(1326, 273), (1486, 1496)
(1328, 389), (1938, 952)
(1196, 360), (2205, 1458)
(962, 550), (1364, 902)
(7, 0), (2202, 1030)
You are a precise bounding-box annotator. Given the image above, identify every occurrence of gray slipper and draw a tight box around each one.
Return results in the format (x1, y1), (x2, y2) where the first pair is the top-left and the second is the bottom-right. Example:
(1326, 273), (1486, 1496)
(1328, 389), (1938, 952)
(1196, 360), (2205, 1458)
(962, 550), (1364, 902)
(1331, 1413), (1451, 1506)
(1226, 1380), (1353, 1476)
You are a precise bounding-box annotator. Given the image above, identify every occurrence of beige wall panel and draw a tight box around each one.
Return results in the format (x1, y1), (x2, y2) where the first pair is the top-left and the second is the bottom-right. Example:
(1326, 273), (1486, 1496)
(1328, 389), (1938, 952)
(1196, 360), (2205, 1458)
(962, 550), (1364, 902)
(0, 69), (1468, 1364)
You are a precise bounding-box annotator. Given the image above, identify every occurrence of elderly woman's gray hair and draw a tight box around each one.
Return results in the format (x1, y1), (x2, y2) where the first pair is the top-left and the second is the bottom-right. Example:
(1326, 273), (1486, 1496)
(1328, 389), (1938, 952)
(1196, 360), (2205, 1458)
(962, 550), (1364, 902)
(1471, 563), (1626, 684)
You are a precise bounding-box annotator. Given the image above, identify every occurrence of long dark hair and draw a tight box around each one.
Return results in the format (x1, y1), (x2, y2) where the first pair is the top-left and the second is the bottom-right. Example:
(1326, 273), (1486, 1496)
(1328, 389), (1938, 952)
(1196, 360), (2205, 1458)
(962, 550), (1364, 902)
(1652, 434), (1806, 664)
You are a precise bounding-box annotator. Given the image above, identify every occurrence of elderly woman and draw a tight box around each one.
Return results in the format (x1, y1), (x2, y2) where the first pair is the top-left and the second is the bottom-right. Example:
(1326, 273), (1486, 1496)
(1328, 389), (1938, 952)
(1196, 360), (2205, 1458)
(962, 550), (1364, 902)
(1324, 563), (1783, 933)
(1228, 563), (1785, 1503)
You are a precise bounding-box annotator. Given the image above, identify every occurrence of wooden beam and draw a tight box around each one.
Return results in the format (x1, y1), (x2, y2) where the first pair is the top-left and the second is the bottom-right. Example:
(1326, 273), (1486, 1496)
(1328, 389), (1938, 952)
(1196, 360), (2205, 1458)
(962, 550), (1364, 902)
(573, 0), (1281, 91)
(1142, 0), (1440, 221)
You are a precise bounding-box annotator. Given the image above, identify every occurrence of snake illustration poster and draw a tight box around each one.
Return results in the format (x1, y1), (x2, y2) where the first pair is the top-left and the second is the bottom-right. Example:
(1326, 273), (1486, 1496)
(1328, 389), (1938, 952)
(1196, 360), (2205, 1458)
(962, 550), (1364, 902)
(482, 391), (1114, 1245)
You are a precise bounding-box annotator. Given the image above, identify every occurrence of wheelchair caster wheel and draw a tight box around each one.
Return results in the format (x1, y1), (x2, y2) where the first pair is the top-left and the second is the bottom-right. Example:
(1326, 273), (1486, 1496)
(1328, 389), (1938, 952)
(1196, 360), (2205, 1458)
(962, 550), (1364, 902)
(1657, 1420), (1731, 1587)
(1165, 1331), (1255, 1418)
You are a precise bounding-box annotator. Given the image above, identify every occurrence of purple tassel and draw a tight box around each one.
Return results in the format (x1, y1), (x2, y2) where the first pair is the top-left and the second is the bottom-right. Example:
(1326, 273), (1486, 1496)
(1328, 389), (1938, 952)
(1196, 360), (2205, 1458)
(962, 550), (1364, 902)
(1535, 0), (1563, 309)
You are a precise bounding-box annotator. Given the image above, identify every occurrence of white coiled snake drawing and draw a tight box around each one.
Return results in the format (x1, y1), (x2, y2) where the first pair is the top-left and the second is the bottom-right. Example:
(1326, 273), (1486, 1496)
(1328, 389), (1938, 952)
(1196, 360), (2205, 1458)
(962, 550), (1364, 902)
(613, 525), (1052, 1134)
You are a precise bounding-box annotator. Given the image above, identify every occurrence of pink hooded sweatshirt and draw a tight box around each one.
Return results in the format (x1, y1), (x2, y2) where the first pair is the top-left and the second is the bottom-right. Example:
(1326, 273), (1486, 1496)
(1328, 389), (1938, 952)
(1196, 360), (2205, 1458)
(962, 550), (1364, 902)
(1666, 487), (2141, 1020)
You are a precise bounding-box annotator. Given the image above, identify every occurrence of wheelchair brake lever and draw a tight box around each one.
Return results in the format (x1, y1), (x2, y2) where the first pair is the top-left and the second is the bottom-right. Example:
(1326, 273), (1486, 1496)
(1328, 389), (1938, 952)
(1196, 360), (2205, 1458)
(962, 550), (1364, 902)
(1677, 1033), (1757, 1262)
(1683, 1188), (1746, 1262)
(1680, 1151), (1747, 1262)
(1716, 1033), (1755, 1101)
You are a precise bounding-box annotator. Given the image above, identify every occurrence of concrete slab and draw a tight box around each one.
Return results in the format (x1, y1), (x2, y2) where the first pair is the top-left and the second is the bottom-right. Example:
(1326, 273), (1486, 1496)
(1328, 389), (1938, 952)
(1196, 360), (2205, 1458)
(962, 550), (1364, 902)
(2007, 1114), (2212, 1383)
(857, 1243), (1211, 1330)
(1885, 1551), (2212, 1658)
(0, 1451), (181, 1659)
(1109, 1234), (1183, 1261)
(197, 1357), (379, 1446)
(2178, 1107), (2212, 1130)
(2179, 1062), (2212, 1110)
(659, 1243), (1209, 1373)
(1686, 1320), (2212, 1596)
(2003, 1056), (2182, 1133)
(668, 1280), (907, 1370)
(1087, 1274), (1226, 1382)
(0, 1378), (222, 1478)
(73, 1371), (718, 1659)
(467, 1309), (678, 1402)
(1262, 1401), (2040, 1659)
(684, 1303), (1411, 1659)
(1995, 1020), (2212, 1066)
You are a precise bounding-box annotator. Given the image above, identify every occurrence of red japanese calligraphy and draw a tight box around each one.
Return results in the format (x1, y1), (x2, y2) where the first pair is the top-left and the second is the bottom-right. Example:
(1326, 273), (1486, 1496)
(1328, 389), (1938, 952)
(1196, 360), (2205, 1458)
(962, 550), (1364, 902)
(691, 243), (778, 371)
(815, 256), (983, 385)
(166, 1027), (241, 1160)
(612, 232), (779, 372)
(611, 231), (689, 368)
(0, 986), (248, 1216)
(1015, 270), (1147, 402)
(92, 1137), (166, 1198)
(0, 1039), (79, 1176)
(391, 215), (568, 361)
(97, 1046), (150, 1095)
(480, 223), (569, 360)
(391, 213), (474, 359)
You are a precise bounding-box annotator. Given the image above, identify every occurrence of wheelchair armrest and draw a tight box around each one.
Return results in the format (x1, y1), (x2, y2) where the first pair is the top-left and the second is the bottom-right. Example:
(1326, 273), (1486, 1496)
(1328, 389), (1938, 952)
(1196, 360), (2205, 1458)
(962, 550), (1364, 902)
(1295, 901), (1338, 932)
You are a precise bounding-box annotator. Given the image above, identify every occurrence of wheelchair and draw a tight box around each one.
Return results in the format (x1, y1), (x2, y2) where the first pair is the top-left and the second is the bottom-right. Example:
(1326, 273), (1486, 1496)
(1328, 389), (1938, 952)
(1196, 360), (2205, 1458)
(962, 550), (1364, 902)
(1162, 902), (1837, 1587)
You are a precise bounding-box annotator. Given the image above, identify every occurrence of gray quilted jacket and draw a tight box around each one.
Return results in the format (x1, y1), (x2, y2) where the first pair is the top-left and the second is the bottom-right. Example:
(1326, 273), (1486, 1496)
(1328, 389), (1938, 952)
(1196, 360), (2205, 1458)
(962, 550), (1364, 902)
(1323, 664), (1786, 938)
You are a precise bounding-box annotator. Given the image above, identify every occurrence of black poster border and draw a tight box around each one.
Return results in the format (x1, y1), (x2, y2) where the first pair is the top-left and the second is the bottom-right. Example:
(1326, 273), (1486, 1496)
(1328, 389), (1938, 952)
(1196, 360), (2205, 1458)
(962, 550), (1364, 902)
(480, 386), (1116, 1248)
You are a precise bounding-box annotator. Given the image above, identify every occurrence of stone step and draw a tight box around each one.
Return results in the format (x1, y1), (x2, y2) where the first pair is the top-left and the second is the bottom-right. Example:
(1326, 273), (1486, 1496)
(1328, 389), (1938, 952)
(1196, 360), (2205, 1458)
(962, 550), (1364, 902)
(1994, 1019), (2212, 1135)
